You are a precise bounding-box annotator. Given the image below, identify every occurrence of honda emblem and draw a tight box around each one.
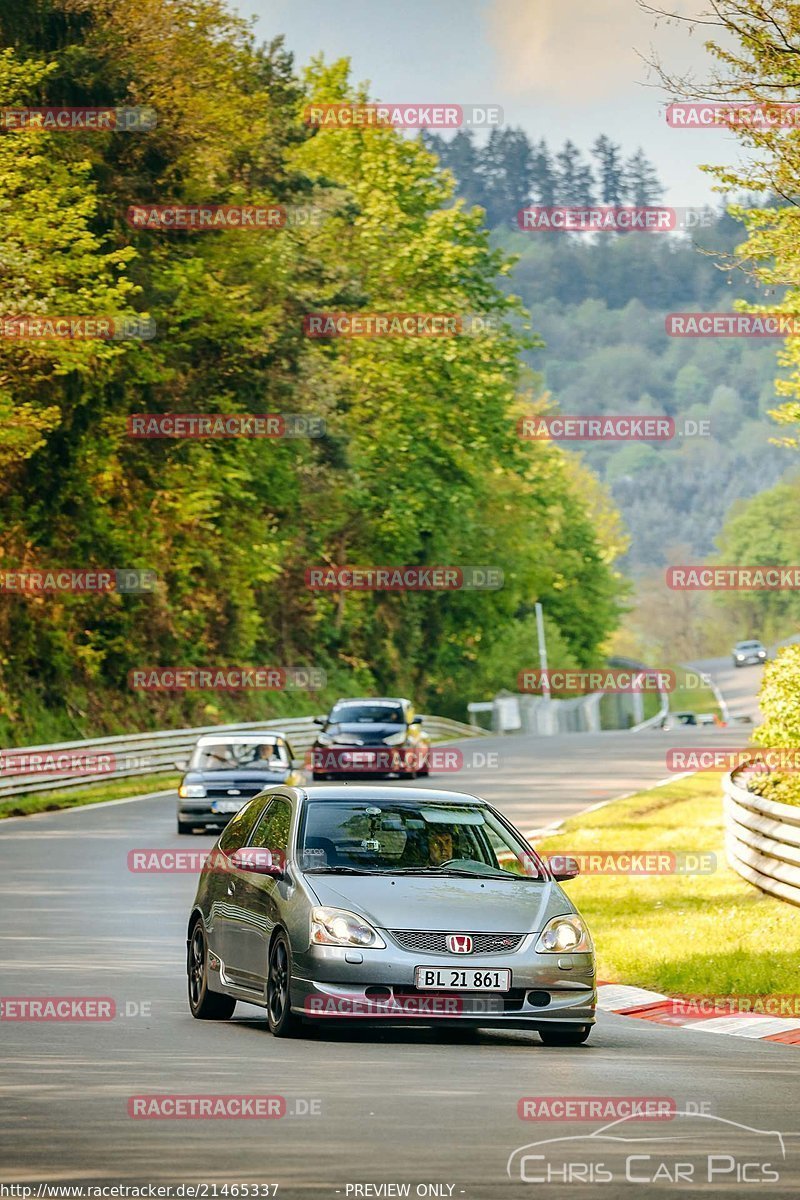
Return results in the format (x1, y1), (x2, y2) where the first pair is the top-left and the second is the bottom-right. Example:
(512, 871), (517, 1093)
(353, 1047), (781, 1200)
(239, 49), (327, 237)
(446, 934), (473, 954)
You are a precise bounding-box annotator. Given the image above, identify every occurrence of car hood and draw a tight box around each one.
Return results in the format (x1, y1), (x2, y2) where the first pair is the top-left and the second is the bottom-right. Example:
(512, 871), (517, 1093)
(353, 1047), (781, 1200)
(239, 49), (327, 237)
(183, 769), (289, 785)
(320, 722), (408, 744)
(303, 874), (567, 933)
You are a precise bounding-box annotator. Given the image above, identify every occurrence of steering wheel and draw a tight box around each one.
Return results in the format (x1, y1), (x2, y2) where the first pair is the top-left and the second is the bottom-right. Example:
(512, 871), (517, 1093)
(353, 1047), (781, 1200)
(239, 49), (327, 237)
(435, 857), (483, 869)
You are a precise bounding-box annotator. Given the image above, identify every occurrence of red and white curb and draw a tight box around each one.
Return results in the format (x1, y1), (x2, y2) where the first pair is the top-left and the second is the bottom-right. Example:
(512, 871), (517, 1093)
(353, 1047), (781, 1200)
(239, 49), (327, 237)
(597, 983), (800, 1046)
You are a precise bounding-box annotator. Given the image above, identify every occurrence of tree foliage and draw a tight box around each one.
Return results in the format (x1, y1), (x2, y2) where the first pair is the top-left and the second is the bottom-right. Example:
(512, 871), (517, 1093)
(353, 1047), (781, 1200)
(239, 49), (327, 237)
(0, 1), (627, 738)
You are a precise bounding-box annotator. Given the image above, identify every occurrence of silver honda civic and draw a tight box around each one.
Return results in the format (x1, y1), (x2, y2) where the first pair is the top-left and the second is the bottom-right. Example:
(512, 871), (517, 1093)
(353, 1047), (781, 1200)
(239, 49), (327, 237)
(186, 784), (596, 1045)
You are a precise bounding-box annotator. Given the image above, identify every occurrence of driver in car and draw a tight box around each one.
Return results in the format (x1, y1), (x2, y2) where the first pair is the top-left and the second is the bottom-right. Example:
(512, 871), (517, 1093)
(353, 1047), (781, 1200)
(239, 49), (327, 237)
(252, 742), (278, 767)
(428, 829), (454, 865)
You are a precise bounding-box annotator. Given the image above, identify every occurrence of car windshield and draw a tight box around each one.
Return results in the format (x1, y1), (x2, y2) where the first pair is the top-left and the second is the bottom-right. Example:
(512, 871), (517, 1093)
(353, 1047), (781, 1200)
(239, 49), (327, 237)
(737, 641), (762, 649)
(298, 800), (543, 879)
(190, 740), (289, 771)
(328, 703), (405, 725)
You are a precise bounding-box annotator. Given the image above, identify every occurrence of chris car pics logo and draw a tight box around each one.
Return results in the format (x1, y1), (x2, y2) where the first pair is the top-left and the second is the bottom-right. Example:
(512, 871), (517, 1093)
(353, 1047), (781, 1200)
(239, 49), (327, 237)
(507, 1113), (785, 1186)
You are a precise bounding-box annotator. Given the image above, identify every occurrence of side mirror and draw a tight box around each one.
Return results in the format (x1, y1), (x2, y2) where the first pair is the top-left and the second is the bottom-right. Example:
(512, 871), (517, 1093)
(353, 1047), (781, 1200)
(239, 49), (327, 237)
(410, 716), (423, 725)
(175, 759), (188, 771)
(547, 855), (580, 882)
(313, 716), (326, 726)
(228, 848), (285, 878)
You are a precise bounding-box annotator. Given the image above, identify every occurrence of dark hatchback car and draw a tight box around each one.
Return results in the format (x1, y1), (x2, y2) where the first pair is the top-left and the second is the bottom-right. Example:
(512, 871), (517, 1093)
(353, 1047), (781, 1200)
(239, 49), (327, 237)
(177, 732), (301, 834)
(310, 697), (430, 781)
(186, 784), (595, 1045)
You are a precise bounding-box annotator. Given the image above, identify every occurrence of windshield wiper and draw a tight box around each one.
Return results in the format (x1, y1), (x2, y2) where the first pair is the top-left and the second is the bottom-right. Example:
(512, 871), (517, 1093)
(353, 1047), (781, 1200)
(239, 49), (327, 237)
(303, 866), (372, 875)
(385, 866), (526, 879)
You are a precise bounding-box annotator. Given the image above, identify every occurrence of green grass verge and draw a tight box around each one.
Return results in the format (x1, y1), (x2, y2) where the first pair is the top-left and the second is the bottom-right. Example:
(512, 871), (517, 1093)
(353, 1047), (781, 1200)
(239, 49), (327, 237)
(669, 667), (722, 719)
(537, 773), (800, 995)
(0, 772), (180, 820)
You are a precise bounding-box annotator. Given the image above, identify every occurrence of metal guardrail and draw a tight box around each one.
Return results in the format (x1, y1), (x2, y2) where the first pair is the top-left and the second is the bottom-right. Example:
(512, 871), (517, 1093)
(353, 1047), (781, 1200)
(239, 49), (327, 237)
(474, 657), (672, 736)
(723, 765), (800, 908)
(0, 713), (489, 801)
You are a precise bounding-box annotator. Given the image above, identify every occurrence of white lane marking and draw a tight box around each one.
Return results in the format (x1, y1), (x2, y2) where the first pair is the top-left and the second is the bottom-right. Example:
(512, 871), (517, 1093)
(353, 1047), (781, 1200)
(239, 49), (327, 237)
(596, 983), (668, 1011)
(680, 1016), (800, 1038)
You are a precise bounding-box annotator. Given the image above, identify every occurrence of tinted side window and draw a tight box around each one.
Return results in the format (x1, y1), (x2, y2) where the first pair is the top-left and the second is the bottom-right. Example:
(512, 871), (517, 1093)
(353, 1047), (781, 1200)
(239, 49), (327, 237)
(218, 797), (268, 853)
(250, 798), (293, 854)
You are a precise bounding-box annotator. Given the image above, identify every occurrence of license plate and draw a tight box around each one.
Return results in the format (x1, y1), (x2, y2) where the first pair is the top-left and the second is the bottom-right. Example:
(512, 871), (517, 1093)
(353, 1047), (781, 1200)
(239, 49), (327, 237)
(414, 967), (511, 991)
(210, 800), (242, 814)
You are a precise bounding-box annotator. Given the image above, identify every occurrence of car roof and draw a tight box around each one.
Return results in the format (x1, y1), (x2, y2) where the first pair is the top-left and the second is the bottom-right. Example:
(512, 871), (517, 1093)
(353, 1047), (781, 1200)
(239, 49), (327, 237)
(195, 732), (288, 745)
(330, 697), (409, 706)
(735, 639), (763, 646)
(296, 784), (486, 805)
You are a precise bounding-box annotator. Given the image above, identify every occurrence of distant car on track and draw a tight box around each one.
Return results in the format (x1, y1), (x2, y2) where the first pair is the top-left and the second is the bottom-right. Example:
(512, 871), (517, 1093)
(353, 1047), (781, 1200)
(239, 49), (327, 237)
(186, 784), (595, 1044)
(310, 697), (430, 781)
(177, 732), (302, 834)
(732, 640), (767, 667)
(661, 710), (698, 730)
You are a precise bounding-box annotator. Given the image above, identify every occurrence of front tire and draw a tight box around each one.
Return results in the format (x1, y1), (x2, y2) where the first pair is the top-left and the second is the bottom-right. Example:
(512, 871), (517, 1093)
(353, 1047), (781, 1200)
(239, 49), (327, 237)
(178, 817), (194, 835)
(267, 934), (303, 1037)
(538, 1024), (591, 1046)
(188, 922), (236, 1020)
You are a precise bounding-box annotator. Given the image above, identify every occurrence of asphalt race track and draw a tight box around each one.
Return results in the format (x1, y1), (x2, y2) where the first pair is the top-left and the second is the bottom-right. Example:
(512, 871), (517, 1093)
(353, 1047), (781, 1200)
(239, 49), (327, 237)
(2, 656), (799, 1199)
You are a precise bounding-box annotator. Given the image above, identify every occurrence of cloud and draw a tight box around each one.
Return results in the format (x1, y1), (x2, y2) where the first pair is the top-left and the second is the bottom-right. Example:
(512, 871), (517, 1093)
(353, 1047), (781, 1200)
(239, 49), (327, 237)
(485, 0), (714, 103)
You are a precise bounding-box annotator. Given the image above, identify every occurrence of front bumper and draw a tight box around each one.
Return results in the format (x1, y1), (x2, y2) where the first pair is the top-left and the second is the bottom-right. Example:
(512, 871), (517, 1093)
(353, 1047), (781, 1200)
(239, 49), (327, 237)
(290, 937), (595, 1026)
(178, 801), (251, 828)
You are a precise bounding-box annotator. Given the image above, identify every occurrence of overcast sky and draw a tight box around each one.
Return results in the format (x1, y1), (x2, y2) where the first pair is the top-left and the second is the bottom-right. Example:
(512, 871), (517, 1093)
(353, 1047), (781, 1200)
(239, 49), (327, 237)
(233, 0), (747, 207)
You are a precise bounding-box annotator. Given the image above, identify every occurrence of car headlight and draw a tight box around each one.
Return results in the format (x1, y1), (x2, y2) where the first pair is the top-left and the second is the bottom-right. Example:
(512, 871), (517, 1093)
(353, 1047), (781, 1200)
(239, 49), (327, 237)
(311, 906), (386, 949)
(535, 915), (593, 954)
(383, 731), (408, 746)
(315, 733), (332, 747)
(178, 784), (206, 798)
